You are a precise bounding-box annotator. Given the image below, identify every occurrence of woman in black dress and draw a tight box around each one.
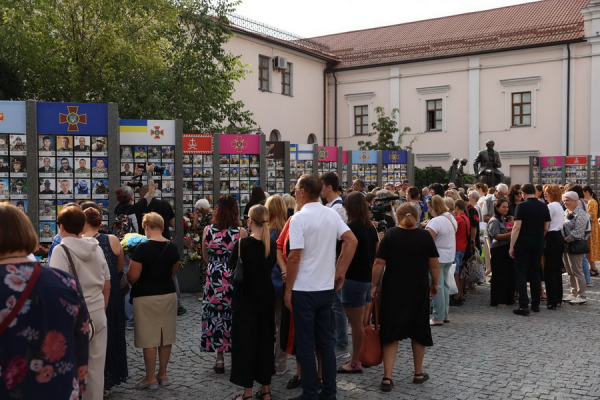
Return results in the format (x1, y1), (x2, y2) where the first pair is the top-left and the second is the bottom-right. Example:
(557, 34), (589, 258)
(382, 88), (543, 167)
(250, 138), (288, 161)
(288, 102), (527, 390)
(228, 205), (277, 400)
(371, 203), (440, 392)
(487, 199), (515, 306)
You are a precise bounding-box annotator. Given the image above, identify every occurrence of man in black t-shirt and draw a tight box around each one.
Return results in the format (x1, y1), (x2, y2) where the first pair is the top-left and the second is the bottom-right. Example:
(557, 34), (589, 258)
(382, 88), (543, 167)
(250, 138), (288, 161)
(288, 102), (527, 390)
(509, 183), (551, 315)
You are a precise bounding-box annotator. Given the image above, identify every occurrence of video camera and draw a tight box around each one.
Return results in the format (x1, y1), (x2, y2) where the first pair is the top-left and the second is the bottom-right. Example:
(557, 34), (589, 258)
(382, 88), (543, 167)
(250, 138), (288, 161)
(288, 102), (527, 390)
(369, 196), (399, 232)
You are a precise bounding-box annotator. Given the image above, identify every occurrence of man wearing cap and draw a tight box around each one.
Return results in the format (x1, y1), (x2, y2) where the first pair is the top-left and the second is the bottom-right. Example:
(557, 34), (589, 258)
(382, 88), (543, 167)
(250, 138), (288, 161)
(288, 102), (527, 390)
(58, 158), (73, 173)
(11, 160), (24, 173)
(135, 147), (147, 159)
(15, 201), (25, 212)
(40, 136), (52, 151)
(94, 179), (108, 194)
(0, 158), (8, 173)
(10, 137), (25, 151)
(40, 201), (56, 216)
(12, 180), (25, 194)
(40, 180), (55, 194)
(40, 224), (55, 238)
(92, 137), (106, 151)
(39, 158), (56, 173)
(75, 180), (89, 195)
(74, 137), (90, 151)
(75, 159), (90, 174)
(92, 159), (107, 173)
(57, 137), (71, 151)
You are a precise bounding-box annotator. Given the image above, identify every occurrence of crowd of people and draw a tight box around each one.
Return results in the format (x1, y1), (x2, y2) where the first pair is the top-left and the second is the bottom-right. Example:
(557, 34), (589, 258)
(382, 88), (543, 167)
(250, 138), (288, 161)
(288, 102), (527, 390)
(1, 165), (598, 399)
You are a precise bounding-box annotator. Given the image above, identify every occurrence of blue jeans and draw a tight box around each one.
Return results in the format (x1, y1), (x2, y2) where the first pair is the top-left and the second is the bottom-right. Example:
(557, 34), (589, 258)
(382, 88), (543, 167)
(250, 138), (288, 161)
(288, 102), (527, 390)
(432, 263), (452, 322)
(293, 290), (337, 400)
(582, 254), (591, 284)
(331, 290), (348, 350)
(454, 251), (465, 274)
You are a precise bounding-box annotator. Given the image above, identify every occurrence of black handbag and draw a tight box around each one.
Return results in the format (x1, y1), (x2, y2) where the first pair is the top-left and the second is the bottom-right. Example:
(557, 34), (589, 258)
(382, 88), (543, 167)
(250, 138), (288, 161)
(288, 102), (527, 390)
(568, 239), (590, 255)
(232, 238), (244, 288)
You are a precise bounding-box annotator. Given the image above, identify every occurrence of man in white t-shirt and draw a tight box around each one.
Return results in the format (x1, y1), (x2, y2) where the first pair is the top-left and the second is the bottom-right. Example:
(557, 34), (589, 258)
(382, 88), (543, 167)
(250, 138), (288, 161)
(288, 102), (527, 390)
(285, 174), (357, 400)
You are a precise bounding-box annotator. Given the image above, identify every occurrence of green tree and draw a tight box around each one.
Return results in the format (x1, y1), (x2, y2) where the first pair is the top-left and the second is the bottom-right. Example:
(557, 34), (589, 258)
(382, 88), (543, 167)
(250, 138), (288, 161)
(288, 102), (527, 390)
(0, 0), (255, 133)
(357, 106), (420, 151)
(414, 166), (449, 188)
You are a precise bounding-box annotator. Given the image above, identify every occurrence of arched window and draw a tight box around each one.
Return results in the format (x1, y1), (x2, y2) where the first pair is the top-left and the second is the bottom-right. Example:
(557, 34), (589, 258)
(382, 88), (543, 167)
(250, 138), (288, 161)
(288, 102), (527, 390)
(307, 133), (317, 144)
(269, 129), (281, 141)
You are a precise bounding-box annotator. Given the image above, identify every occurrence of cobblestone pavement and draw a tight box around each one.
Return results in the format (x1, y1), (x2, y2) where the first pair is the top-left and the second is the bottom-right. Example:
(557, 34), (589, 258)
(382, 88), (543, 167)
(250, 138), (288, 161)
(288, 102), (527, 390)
(109, 275), (600, 400)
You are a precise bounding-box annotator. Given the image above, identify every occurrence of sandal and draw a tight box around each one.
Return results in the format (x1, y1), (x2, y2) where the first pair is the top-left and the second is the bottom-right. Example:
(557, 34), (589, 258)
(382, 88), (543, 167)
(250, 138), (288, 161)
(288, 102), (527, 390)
(214, 360), (225, 374)
(591, 269), (600, 277)
(381, 377), (394, 392)
(336, 361), (363, 374)
(443, 319), (450, 323)
(413, 372), (429, 384)
(255, 390), (272, 399)
(232, 395), (252, 400)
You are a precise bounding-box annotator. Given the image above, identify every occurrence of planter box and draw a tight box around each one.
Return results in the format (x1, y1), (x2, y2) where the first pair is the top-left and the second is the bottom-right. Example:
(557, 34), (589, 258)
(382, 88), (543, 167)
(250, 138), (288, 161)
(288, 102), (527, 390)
(177, 260), (205, 294)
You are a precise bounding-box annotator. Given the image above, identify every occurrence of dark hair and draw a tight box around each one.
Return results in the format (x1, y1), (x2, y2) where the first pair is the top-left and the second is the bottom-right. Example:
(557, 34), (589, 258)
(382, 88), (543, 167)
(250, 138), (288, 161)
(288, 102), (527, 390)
(493, 198), (509, 218)
(249, 186), (266, 206)
(80, 201), (101, 213)
(521, 183), (535, 195)
(407, 186), (420, 200)
(345, 192), (372, 228)
(297, 174), (322, 200)
(0, 204), (37, 256)
(353, 179), (365, 189)
(320, 172), (339, 191)
(571, 185), (585, 200)
(430, 183), (444, 196)
(83, 207), (102, 227)
(454, 199), (466, 211)
(57, 207), (86, 235)
(365, 193), (376, 204)
(212, 194), (240, 230)
(367, 184), (376, 192)
(115, 186), (134, 204)
(583, 185), (599, 202)
(507, 184), (522, 206)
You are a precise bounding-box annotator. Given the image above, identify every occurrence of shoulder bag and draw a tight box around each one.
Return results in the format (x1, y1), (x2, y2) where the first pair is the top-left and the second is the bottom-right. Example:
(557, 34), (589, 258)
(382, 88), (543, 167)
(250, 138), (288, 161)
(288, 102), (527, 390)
(232, 238), (244, 289)
(358, 295), (382, 366)
(61, 245), (95, 341)
(0, 263), (42, 335)
(564, 213), (591, 255)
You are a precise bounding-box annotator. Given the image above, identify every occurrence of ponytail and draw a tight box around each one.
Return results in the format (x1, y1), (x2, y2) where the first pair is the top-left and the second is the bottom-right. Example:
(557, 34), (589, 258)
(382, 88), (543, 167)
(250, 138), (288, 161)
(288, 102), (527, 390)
(248, 204), (271, 258)
(396, 202), (418, 229)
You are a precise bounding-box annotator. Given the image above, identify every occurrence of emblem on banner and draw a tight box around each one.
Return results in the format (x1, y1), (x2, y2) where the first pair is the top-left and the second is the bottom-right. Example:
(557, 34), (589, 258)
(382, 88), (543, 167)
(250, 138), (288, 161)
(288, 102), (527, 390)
(318, 148), (329, 161)
(548, 157), (557, 166)
(388, 152), (400, 162)
(232, 136), (247, 153)
(0, 113), (4, 122)
(59, 106), (87, 131)
(187, 138), (198, 151)
(151, 126), (165, 139)
(359, 152), (370, 163)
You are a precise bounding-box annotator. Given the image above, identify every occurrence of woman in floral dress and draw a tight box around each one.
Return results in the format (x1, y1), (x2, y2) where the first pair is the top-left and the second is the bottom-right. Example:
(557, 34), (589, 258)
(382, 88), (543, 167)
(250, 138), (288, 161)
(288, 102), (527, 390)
(201, 194), (247, 374)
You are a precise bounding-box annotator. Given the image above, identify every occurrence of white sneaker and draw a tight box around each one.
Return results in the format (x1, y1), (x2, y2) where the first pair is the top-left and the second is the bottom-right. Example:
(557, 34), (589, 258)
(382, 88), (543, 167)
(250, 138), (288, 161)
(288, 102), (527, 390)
(570, 297), (587, 305)
(564, 294), (577, 302)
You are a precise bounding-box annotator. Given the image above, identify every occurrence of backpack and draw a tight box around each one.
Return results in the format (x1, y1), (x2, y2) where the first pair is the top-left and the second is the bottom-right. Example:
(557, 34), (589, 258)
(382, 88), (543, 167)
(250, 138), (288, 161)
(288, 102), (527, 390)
(111, 213), (138, 240)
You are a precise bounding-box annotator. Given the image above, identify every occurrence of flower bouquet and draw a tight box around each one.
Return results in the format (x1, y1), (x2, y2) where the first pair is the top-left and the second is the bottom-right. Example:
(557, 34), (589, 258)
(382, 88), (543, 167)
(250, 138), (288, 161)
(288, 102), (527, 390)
(33, 245), (50, 264)
(120, 233), (148, 257)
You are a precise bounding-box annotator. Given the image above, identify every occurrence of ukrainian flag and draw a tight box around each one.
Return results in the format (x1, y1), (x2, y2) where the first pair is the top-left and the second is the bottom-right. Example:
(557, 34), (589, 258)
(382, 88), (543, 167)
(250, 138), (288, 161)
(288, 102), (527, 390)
(120, 119), (147, 133)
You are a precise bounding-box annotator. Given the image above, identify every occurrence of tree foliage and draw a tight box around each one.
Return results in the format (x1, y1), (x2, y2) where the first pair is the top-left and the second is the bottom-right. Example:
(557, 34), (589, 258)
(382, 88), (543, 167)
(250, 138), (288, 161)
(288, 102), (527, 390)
(414, 166), (448, 189)
(358, 106), (420, 151)
(0, 0), (255, 133)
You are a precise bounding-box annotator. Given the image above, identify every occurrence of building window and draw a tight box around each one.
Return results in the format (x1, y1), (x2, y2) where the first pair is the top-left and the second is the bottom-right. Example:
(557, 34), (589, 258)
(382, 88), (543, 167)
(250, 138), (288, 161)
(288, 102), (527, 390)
(282, 63), (292, 95)
(307, 133), (317, 144)
(269, 129), (281, 141)
(259, 56), (269, 91)
(354, 106), (368, 135)
(512, 92), (531, 126)
(427, 99), (443, 131)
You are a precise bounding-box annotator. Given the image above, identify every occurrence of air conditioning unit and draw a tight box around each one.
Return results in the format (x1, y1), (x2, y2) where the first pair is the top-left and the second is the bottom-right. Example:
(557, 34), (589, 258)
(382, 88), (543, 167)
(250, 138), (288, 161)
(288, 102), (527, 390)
(273, 56), (287, 70)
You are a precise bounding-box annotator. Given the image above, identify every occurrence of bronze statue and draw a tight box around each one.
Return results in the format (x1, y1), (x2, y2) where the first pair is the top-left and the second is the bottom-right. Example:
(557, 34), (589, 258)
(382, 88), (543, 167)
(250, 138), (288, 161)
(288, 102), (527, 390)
(456, 158), (467, 188)
(473, 140), (505, 186)
(448, 158), (459, 184)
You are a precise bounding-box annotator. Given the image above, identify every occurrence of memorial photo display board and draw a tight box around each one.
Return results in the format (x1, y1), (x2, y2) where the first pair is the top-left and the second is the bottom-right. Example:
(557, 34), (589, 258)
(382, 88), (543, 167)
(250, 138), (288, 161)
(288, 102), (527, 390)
(266, 141), (286, 195)
(539, 156), (563, 185)
(182, 134), (214, 215)
(317, 146), (338, 176)
(0, 101), (27, 213)
(341, 151), (349, 189)
(565, 156), (589, 186)
(289, 144), (314, 191)
(37, 102), (109, 241)
(219, 134), (261, 216)
(382, 150), (408, 186)
(350, 150), (378, 187)
(119, 119), (176, 212)
(531, 156), (540, 185)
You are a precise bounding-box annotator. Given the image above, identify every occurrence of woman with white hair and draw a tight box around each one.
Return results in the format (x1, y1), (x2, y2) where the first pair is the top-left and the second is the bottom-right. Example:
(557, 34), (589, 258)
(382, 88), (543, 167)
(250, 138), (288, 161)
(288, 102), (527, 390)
(562, 191), (589, 305)
(193, 198), (213, 233)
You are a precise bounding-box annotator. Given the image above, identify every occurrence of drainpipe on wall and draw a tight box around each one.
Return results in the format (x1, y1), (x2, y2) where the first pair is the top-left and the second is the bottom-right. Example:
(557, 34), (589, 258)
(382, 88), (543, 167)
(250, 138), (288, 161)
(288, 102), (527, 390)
(333, 71), (338, 146)
(323, 68), (327, 146)
(566, 43), (571, 156)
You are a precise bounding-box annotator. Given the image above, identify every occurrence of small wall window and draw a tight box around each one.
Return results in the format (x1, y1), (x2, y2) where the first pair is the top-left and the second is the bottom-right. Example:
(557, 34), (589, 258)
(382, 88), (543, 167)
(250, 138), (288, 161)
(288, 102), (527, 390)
(282, 63), (292, 95)
(354, 106), (368, 135)
(307, 133), (317, 144)
(259, 56), (270, 91)
(269, 129), (281, 141)
(512, 92), (531, 126)
(427, 99), (443, 131)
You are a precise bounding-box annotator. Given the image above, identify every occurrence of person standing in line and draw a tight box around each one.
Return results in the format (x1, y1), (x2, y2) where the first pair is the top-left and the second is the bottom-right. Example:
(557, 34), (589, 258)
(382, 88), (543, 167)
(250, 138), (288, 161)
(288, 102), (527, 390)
(320, 172), (349, 360)
(482, 184), (508, 275)
(582, 186), (600, 276)
(451, 199), (470, 306)
(285, 174), (357, 400)
(561, 191), (589, 305)
(487, 199), (515, 307)
(228, 205), (277, 400)
(509, 183), (551, 316)
(543, 185), (565, 309)
(426, 195), (456, 326)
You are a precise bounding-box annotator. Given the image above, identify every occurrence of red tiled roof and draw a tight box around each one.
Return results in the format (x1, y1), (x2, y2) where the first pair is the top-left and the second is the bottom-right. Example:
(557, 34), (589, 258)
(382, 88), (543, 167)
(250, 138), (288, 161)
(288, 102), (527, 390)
(308, 0), (589, 69)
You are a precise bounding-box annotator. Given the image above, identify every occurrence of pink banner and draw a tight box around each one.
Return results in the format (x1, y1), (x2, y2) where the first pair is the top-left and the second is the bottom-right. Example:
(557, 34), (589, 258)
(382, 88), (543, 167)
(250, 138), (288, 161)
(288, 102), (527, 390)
(540, 156), (562, 167)
(317, 146), (337, 162)
(342, 151), (348, 165)
(219, 134), (261, 154)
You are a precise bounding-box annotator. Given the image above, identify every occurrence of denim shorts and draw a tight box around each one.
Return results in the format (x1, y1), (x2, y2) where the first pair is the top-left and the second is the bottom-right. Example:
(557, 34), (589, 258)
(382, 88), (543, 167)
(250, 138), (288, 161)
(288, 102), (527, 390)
(341, 279), (372, 308)
(454, 251), (465, 274)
